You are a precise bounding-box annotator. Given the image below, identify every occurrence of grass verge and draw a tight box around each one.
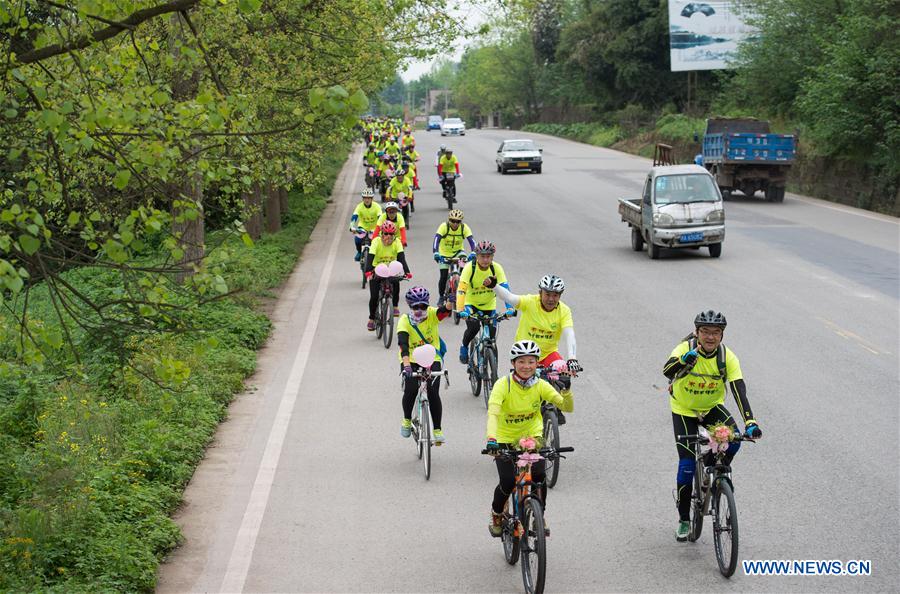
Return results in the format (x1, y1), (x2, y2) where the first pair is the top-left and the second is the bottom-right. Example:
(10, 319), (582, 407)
(0, 147), (350, 592)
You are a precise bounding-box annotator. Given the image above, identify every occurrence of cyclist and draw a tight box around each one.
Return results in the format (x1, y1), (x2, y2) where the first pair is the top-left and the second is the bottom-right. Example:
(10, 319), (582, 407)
(387, 167), (414, 204)
(403, 142), (421, 190)
(372, 201), (407, 247)
(434, 143), (447, 166)
(432, 209), (475, 299)
(348, 187), (382, 262)
(364, 221), (411, 328)
(398, 286), (454, 444)
(384, 135), (401, 161)
(663, 310), (762, 542)
(484, 340), (574, 537)
(456, 241), (513, 364)
(487, 274), (580, 377)
(363, 142), (378, 167)
(437, 147), (461, 200)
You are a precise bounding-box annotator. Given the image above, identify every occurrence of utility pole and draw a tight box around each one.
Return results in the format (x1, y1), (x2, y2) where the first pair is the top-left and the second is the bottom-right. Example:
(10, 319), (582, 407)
(443, 89), (448, 118)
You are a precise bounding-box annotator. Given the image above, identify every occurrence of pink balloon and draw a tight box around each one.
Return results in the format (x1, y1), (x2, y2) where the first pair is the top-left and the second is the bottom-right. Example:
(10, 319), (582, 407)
(550, 359), (567, 374)
(387, 261), (404, 277)
(355, 229), (368, 239)
(374, 263), (390, 278)
(413, 344), (436, 364)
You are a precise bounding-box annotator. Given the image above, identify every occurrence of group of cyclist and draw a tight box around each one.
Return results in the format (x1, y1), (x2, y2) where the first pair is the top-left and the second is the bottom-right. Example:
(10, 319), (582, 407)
(351, 116), (762, 542)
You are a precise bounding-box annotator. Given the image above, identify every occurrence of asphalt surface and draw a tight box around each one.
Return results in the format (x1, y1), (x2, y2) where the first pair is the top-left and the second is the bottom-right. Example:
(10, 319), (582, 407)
(158, 129), (900, 593)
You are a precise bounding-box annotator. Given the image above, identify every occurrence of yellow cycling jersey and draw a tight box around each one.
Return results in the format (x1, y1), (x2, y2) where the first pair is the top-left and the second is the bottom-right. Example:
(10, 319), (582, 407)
(486, 375), (572, 443)
(370, 236), (404, 265)
(439, 154), (459, 174)
(397, 307), (443, 364)
(514, 295), (573, 359)
(435, 222), (473, 258)
(351, 201), (382, 232)
(384, 142), (401, 156)
(669, 341), (743, 417)
(457, 261), (507, 311)
(388, 177), (413, 200)
(376, 212), (406, 231)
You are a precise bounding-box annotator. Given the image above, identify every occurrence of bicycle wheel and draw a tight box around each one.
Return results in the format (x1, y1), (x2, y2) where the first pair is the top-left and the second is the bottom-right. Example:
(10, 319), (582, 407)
(520, 497), (546, 594)
(360, 260), (367, 289)
(421, 399), (432, 480)
(483, 347), (497, 409)
(503, 499), (520, 565)
(688, 458), (704, 542)
(543, 409), (561, 488)
(411, 393), (422, 460)
(713, 480), (739, 577)
(469, 345), (481, 397)
(374, 299), (384, 339)
(381, 295), (393, 349)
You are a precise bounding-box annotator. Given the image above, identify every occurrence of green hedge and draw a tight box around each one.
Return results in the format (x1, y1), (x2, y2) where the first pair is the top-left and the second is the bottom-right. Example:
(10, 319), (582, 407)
(522, 122), (624, 147)
(0, 147), (348, 592)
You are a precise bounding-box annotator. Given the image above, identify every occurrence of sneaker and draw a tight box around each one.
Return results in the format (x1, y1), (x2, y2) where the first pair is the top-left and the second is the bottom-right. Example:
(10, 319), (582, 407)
(393, 307), (400, 317)
(433, 429), (445, 445)
(489, 511), (503, 538)
(459, 344), (468, 364)
(675, 520), (690, 542)
(366, 319), (375, 331)
(400, 418), (412, 438)
(354, 251), (362, 262)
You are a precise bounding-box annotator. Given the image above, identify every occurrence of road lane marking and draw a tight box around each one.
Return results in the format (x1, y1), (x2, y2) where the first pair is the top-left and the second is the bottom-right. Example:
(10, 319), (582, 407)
(817, 317), (887, 355)
(220, 156), (356, 593)
(790, 195), (900, 224)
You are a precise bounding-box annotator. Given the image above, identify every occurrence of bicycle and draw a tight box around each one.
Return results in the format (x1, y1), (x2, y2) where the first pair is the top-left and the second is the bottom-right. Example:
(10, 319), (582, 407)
(438, 251), (468, 325)
(677, 429), (755, 577)
(355, 228), (373, 289)
(481, 445), (574, 594)
(398, 193), (412, 228)
(536, 363), (580, 489)
(440, 172), (459, 209)
(373, 272), (406, 349)
(408, 355), (450, 481)
(466, 310), (515, 407)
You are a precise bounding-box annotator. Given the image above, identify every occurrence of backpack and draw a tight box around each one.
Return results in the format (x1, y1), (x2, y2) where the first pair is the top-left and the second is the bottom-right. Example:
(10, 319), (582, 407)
(668, 333), (727, 394)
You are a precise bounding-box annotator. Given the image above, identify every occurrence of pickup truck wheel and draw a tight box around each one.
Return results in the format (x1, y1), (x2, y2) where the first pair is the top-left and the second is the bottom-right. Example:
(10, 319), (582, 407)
(500, 166), (507, 175)
(648, 242), (661, 260)
(631, 228), (644, 252)
(773, 187), (785, 202)
(534, 166), (542, 174)
(708, 243), (722, 258)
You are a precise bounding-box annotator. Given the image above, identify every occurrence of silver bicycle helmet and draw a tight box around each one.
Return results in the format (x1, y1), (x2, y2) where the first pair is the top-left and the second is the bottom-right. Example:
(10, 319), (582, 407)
(538, 274), (565, 293)
(509, 340), (541, 361)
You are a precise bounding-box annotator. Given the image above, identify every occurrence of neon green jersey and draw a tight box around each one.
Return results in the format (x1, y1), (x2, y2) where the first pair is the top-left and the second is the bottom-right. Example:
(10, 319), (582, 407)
(397, 307), (443, 363)
(513, 294), (573, 359)
(376, 212), (406, 231)
(457, 261), (506, 311)
(351, 201), (382, 232)
(435, 221), (473, 258)
(486, 375), (572, 443)
(384, 142), (401, 156)
(669, 341), (743, 416)
(370, 236), (404, 265)
(439, 154), (459, 174)
(388, 177), (413, 200)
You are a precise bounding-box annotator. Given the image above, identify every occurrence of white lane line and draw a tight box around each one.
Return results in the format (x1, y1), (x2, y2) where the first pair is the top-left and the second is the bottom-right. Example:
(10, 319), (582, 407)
(220, 157), (356, 593)
(790, 195), (900, 225)
(817, 316), (887, 355)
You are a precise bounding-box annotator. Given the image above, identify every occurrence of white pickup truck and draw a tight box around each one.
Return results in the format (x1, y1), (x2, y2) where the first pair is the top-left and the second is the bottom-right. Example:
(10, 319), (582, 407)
(618, 163), (726, 259)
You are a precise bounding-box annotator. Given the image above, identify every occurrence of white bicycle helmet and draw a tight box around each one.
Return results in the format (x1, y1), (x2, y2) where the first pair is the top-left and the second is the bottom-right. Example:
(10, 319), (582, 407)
(509, 340), (541, 361)
(538, 274), (565, 293)
(361, 187), (374, 198)
(383, 201), (399, 211)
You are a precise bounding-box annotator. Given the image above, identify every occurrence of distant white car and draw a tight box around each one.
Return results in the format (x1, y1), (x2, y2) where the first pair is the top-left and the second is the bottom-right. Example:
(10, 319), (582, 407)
(496, 139), (542, 174)
(440, 118), (466, 136)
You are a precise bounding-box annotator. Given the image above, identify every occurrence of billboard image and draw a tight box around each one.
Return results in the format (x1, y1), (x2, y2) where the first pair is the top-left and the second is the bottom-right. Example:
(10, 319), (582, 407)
(668, 1), (757, 71)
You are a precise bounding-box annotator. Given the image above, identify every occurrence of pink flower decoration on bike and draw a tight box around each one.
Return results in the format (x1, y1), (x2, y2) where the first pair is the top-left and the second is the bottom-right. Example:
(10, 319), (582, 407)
(518, 436), (537, 451)
(708, 424), (733, 453)
(550, 359), (567, 374)
(387, 261), (404, 277)
(516, 452), (543, 467)
(355, 230), (368, 239)
(374, 263), (390, 278)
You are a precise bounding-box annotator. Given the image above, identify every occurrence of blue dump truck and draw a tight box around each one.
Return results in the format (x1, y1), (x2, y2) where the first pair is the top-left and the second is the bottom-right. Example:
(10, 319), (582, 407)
(699, 118), (796, 202)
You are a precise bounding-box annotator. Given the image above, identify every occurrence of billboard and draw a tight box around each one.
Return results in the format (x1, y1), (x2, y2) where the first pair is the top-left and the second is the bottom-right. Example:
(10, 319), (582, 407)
(668, 1), (757, 72)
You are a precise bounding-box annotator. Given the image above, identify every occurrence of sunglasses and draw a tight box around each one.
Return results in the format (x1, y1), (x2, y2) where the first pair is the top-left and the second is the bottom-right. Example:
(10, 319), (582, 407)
(382, 232), (395, 237)
(449, 219), (461, 224)
(410, 304), (428, 311)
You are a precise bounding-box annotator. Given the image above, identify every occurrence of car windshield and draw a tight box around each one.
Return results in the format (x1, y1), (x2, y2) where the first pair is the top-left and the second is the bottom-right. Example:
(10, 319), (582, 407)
(654, 174), (719, 204)
(445, 118), (462, 124)
(503, 141), (536, 151)
(428, 116), (442, 123)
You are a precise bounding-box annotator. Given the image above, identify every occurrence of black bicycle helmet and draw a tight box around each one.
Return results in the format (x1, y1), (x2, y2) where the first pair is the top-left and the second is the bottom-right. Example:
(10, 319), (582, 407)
(694, 310), (727, 328)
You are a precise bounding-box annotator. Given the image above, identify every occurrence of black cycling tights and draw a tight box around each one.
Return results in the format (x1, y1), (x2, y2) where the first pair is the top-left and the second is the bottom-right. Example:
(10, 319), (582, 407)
(492, 453), (546, 514)
(368, 277), (400, 319)
(462, 309), (497, 347)
(673, 405), (739, 521)
(438, 268), (449, 298)
(402, 361), (442, 430)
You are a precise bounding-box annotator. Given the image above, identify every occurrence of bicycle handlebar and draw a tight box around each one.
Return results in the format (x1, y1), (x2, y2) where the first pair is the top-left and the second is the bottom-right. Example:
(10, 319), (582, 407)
(469, 311), (516, 322)
(480, 446), (575, 457)
(677, 433), (756, 444)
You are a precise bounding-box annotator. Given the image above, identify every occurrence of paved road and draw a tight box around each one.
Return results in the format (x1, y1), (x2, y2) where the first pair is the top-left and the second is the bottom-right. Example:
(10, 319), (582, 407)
(158, 129), (900, 593)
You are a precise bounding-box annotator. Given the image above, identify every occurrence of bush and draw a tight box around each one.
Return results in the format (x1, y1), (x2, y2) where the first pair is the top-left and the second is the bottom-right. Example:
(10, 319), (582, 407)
(0, 145), (348, 592)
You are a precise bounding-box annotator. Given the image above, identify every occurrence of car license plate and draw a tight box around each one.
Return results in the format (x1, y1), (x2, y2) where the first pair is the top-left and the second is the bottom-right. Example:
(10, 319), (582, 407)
(680, 232), (704, 242)
(517, 162), (529, 167)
